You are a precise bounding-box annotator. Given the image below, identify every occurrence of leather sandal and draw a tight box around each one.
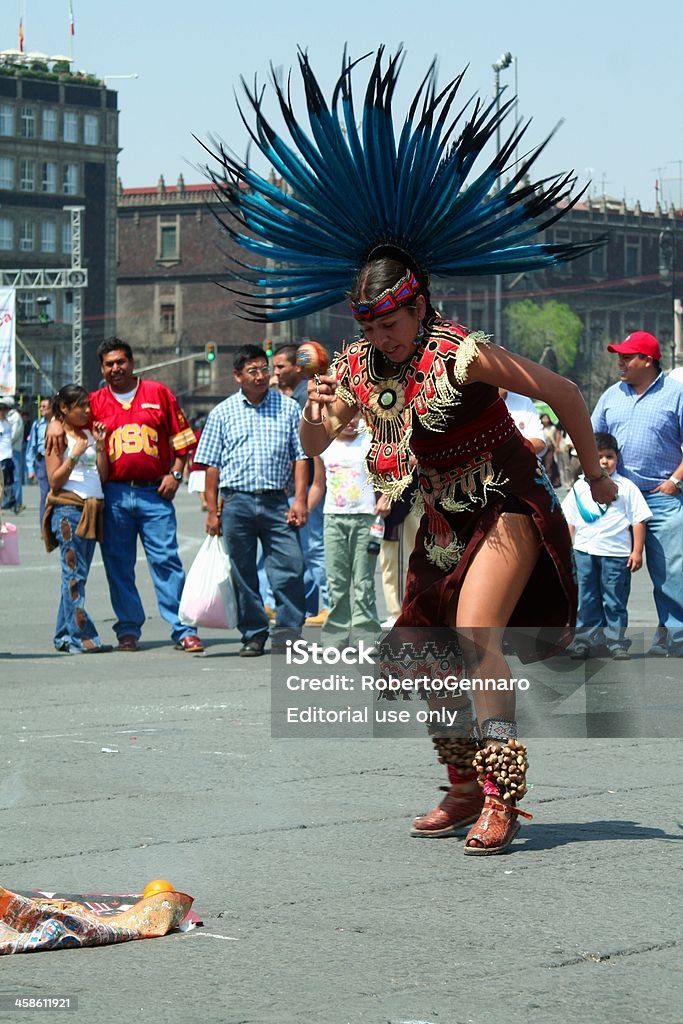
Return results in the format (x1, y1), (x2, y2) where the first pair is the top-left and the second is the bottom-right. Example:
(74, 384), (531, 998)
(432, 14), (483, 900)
(463, 796), (533, 856)
(411, 784), (485, 838)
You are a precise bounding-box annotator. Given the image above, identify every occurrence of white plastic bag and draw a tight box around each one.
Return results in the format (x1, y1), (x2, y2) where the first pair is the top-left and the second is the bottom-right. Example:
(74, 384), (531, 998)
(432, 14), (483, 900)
(179, 535), (237, 629)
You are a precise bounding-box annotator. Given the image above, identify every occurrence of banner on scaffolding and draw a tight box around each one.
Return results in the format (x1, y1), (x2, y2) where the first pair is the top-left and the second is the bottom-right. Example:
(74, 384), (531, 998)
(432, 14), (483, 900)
(0, 288), (16, 397)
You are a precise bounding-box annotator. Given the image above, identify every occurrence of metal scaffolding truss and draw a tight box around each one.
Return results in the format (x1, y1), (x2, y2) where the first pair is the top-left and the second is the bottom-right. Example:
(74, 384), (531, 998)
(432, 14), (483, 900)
(0, 268), (88, 289)
(0, 206), (87, 383)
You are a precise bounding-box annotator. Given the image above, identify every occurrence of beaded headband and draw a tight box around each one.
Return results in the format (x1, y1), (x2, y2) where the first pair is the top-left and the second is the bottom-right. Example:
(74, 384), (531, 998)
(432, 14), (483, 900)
(349, 270), (421, 322)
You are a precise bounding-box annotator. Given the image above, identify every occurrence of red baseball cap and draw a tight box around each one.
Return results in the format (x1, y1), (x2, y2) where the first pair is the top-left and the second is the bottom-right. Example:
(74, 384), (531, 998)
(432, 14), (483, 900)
(607, 331), (661, 360)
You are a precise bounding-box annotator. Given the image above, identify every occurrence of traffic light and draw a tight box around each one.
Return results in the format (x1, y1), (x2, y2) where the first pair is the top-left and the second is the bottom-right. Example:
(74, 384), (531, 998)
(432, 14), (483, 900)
(265, 339), (274, 357)
(204, 342), (217, 363)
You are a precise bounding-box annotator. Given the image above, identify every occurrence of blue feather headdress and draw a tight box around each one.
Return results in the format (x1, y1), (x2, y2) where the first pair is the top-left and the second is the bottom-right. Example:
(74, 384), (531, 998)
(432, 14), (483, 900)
(200, 46), (600, 323)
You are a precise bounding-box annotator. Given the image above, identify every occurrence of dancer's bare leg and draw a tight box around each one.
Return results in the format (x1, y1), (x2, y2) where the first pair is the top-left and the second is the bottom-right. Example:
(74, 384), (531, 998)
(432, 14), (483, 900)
(455, 512), (540, 849)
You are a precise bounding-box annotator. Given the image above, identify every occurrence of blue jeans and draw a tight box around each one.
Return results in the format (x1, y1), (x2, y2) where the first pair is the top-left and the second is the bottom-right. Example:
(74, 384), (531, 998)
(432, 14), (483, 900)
(221, 490), (305, 644)
(298, 499), (329, 615)
(574, 550), (631, 651)
(12, 449), (23, 506)
(642, 491), (683, 651)
(101, 482), (195, 644)
(35, 457), (49, 527)
(258, 496), (329, 616)
(51, 504), (103, 653)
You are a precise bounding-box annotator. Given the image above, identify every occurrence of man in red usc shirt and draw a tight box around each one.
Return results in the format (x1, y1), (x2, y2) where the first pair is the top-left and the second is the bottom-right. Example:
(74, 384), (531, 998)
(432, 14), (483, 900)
(49, 338), (203, 653)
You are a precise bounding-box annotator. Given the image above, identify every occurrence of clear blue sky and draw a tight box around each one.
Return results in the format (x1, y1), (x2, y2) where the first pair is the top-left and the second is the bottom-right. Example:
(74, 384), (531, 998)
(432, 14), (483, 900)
(3, 0), (682, 211)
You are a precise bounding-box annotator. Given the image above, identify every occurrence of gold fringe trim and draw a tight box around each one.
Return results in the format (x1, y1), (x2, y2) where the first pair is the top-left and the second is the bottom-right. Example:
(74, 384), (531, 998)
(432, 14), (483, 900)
(419, 362), (461, 433)
(452, 331), (490, 385)
(425, 532), (466, 570)
(334, 384), (357, 408)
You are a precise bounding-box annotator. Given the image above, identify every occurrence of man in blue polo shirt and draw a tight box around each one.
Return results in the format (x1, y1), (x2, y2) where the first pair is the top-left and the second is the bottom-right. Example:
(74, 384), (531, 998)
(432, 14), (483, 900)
(196, 345), (307, 657)
(592, 331), (683, 656)
(25, 397), (52, 528)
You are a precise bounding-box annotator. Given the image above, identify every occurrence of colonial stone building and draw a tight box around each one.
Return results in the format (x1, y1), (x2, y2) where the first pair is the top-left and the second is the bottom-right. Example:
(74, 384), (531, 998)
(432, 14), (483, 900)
(117, 177), (264, 420)
(116, 176), (683, 417)
(0, 55), (118, 394)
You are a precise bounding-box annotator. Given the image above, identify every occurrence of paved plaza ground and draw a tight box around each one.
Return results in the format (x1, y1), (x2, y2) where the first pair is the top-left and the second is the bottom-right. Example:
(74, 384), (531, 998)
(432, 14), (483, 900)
(0, 485), (681, 1023)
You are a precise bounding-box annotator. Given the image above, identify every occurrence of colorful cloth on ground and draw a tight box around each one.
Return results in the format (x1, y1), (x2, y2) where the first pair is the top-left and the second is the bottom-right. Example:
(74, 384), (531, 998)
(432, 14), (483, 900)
(332, 320), (577, 653)
(0, 886), (195, 955)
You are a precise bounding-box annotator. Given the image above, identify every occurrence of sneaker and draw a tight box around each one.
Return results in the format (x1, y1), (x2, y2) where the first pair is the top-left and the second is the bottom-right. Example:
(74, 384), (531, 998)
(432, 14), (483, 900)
(569, 644), (590, 660)
(646, 642), (668, 657)
(175, 635), (205, 652)
(239, 638), (265, 657)
(611, 648), (631, 661)
(380, 616), (397, 630)
(304, 610), (329, 626)
(13, 504), (25, 514)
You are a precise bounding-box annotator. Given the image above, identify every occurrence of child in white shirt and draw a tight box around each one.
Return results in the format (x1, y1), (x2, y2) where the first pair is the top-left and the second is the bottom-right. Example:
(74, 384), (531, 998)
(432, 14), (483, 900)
(319, 415), (381, 646)
(562, 432), (652, 659)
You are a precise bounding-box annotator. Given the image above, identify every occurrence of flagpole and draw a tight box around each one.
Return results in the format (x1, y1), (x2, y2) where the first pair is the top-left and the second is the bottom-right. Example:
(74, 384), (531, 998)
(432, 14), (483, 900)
(69, 1), (75, 62)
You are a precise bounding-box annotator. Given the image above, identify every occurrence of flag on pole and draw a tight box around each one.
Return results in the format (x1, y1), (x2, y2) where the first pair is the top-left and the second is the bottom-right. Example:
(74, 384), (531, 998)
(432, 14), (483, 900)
(18, 17), (24, 52)
(69, 2), (75, 35)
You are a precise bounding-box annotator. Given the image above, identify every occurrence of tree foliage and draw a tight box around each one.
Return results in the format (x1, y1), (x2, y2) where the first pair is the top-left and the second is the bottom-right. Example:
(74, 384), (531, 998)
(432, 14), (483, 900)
(504, 299), (583, 375)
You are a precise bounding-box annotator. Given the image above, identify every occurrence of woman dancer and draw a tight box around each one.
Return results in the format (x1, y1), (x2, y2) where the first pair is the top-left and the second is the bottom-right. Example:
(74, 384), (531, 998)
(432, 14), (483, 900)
(44, 384), (110, 654)
(202, 47), (616, 854)
(301, 254), (615, 853)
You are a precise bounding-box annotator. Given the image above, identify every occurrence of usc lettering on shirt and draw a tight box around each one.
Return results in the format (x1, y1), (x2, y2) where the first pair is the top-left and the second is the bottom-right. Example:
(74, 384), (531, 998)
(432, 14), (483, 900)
(90, 379), (196, 483)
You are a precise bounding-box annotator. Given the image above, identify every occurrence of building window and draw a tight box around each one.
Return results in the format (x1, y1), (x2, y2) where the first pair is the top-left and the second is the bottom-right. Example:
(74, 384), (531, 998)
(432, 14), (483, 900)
(590, 244), (606, 277)
(61, 222), (72, 255)
(20, 106), (36, 139)
(63, 111), (78, 143)
(0, 104), (14, 136)
(19, 220), (34, 252)
(19, 159), (35, 191)
(18, 353), (33, 392)
(61, 349), (73, 379)
(17, 293), (35, 320)
(0, 217), (13, 251)
(470, 307), (484, 332)
(63, 291), (74, 325)
(195, 362), (211, 389)
(41, 221), (56, 254)
(625, 236), (640, 277)
(84, 114), (99, 145)
(42, 109), (57, 141)
(159, 221), (178, 260)
(42, 161), (57, 193)
(40, 350), (54, 392)
(160, 303), (176, 332)
(63, 163), (78, 195)
(0, 157), (13, 189)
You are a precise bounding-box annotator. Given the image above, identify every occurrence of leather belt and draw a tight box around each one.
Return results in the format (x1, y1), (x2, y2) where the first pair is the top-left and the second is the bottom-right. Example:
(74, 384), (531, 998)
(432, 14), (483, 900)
(109, 478), (163, 489)
(221, 488), (285, 497)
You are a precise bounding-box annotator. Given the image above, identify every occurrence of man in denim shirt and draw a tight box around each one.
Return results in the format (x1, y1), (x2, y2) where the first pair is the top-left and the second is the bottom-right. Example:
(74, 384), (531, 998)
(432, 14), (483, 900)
(592, 331), (683, 656)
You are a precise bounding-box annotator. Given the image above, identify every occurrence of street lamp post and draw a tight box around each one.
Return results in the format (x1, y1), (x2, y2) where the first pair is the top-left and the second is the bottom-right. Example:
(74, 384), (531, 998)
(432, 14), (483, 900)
(659, 228), (682, 368)
(492, 52), (513, 343)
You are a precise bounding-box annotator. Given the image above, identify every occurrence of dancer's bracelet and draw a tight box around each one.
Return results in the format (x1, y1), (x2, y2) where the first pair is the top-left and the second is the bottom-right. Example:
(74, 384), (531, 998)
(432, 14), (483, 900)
(301, 410), (326, 426)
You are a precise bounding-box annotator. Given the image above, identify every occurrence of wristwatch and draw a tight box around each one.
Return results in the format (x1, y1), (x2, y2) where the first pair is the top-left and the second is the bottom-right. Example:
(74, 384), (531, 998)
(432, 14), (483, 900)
(669, 475), (682, 490)
(170, 470), (183, 482)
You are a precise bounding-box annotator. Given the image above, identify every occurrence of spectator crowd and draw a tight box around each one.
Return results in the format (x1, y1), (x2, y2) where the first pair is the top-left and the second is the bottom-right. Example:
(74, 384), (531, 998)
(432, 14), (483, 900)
(2, 328), (682, 661)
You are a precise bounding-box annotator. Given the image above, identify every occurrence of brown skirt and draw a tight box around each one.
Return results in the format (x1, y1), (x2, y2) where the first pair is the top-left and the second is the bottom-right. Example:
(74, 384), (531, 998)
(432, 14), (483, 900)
(396, 437), (577, 662)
